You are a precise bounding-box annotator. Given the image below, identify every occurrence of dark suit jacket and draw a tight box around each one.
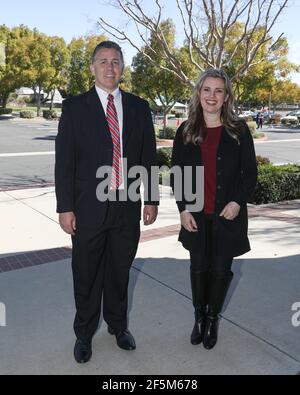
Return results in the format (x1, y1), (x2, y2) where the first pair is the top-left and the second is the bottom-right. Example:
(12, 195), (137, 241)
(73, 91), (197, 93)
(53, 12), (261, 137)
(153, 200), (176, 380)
(171, 121), (258, 257)
(55, 87), (158, 228)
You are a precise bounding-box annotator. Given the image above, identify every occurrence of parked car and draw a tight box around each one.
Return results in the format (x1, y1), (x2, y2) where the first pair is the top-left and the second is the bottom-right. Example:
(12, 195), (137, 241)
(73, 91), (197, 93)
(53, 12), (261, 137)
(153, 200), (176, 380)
(280, 111), (300, 125)
(238, 111), (257, 121)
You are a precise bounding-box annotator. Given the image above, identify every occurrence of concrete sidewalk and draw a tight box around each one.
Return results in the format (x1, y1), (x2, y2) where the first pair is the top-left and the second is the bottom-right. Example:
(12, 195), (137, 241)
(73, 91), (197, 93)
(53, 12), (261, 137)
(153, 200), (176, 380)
(0, 186), (299, 375)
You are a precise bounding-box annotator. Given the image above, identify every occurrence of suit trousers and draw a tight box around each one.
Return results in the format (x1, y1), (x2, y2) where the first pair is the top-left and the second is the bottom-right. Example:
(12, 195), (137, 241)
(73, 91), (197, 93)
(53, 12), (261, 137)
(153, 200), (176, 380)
(71, 202), (140, 343)
(190, 214), (233, 275)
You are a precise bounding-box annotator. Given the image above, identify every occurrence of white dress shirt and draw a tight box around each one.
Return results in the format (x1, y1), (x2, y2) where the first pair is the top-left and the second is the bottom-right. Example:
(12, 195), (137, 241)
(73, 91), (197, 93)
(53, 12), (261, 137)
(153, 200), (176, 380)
(95, 85), (125, 189)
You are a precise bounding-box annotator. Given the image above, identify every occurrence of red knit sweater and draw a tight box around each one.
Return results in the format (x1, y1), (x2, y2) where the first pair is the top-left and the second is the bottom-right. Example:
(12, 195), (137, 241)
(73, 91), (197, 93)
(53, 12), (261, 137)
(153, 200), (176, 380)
(200, 126), (222, 214)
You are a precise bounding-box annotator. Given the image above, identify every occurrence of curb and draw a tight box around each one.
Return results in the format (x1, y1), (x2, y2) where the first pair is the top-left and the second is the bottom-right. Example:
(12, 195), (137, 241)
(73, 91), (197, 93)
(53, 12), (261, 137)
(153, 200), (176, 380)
(254, 134), (268, 142)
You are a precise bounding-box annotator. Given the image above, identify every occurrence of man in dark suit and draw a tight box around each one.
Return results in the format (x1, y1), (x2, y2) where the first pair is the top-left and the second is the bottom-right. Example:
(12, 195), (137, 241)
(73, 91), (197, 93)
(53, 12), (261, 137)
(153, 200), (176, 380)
(55, 41), (159, 364)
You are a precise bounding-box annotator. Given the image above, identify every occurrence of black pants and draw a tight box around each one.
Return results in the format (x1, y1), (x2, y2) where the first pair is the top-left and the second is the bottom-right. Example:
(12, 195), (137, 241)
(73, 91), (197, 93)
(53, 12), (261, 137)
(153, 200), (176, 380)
(190, 214), (233, 276)
(71, 203), (140, 343)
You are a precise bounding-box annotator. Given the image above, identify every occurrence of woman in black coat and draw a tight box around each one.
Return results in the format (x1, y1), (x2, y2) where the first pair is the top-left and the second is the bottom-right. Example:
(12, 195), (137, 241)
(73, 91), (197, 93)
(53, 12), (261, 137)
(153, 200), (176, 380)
(171, 69), (257, 350)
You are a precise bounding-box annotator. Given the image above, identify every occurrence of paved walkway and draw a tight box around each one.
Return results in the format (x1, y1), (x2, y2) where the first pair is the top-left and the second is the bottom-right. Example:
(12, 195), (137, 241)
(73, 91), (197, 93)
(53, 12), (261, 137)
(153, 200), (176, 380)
(0, 186), (299, 375)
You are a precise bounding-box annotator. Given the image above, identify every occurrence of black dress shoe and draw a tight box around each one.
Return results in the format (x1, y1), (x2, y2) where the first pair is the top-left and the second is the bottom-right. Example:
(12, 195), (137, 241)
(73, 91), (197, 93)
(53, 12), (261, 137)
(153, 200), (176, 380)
(74, 339), (92, 363)
(108, 327), (136, 350)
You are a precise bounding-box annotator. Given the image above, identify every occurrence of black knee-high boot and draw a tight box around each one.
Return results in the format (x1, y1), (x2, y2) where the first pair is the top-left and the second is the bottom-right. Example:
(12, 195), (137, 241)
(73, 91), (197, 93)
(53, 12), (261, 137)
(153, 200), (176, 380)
(203, 272), (233, 350)
(190, 270), (209, 345)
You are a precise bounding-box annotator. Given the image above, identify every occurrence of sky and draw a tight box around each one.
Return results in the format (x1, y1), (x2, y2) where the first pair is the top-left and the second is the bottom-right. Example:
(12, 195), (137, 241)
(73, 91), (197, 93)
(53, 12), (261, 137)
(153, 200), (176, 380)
(0, 0), (299, 84)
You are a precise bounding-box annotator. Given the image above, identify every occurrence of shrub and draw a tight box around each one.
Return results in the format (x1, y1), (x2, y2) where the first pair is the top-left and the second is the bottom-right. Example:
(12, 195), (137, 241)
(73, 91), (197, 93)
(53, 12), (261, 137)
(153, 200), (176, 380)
(252, 164), (300, 205)
(281, 118), (298, 126)
(20, 110), (35, 119)
(163, 126), (176, 140)
(242, 115), (253, 123)
(252, 132), (264, 139)
(287, 119), (299, 125)
(0, 108), (13, 115)
(269, 114), (281, 125)
(154, 124), (161, 138)
(43, 110), (58, 119)
(157, 147), (172, 168)
(247, 121), (257, 135)
(256, 155), (271, 166)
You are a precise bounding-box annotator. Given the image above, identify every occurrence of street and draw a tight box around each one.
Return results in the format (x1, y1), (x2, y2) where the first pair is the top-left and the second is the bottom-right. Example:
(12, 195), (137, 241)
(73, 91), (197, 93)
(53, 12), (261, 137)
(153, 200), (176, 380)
(0, 118), (57, 190)
(255, 128), (300, 165)
(0, 118), (300, 191)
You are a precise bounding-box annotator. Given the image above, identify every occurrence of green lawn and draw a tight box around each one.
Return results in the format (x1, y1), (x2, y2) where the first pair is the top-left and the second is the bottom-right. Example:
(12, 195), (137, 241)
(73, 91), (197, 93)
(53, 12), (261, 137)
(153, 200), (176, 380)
(10, 106), (56, 113)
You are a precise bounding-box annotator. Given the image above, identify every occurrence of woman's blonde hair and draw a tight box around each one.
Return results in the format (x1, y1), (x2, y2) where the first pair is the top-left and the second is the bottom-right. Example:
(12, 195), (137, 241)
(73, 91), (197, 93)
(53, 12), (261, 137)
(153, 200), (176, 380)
(183, 68), (242, 145)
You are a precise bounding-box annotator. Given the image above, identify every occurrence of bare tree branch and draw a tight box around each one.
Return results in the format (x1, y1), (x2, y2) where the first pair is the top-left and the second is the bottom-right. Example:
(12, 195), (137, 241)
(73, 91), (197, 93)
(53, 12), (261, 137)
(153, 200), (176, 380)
(97, 0), (290, 84)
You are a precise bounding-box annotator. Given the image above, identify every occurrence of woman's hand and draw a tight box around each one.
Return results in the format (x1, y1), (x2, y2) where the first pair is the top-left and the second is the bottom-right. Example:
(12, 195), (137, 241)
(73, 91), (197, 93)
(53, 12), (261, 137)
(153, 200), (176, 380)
(180, 211), (198, 232)
(219, 202), (240, 221)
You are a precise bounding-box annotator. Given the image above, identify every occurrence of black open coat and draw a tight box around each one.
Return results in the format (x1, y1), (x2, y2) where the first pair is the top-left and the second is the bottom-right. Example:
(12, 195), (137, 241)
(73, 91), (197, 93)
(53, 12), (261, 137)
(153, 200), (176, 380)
(55, 87), (158, 228)
(171, 121), (258, 257)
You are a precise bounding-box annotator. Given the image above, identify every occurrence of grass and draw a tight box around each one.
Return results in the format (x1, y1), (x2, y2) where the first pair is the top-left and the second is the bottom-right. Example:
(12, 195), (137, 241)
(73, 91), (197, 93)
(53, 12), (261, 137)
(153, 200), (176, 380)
(253, 132), (265, 139)
(10, 106), (47, 112)
(6, 105), (62, 119)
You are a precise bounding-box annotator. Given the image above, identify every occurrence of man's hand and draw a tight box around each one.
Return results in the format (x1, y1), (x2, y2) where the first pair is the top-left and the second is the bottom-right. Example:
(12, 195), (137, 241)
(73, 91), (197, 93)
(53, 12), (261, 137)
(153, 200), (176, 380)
(59, 212), (76, 235)
(219, 202), (240, 221)
(143, 205), (158, 226)
(180, 211), (198, 232)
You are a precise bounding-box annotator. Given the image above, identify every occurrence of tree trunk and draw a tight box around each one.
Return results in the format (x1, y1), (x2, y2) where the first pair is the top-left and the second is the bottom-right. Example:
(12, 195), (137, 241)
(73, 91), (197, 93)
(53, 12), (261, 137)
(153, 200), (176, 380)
(50, 90), (55, 110)
(163, 111), (168, 137)
(37, 88), (41, 117)
(2, 96), (8, 109)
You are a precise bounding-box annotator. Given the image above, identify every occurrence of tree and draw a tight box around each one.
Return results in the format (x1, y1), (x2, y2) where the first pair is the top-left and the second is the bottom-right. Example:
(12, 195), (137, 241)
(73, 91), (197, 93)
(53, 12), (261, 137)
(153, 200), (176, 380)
(45, 37), (69, 109)
(0, 26), (69, 112)
(0, 26), (6, 67)
(222, 24), (298, 107)
(0, 25), (34, 108)
(120, 65), (132, 91)
(98, 0), (289, 86)
(67, 37), (86, 95)
(0, 25), (9, 106)
(256, 80), (300, 109)
(228, 31), (299, 108)
(67, 35), (107, 95)
(131, 19), (190, 132)
(26, 31), (59, 116)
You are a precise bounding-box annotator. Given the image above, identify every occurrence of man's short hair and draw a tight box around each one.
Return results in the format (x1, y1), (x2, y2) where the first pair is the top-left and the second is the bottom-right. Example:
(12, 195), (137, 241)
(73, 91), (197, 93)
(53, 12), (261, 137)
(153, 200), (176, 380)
(91, 41), (124, 66)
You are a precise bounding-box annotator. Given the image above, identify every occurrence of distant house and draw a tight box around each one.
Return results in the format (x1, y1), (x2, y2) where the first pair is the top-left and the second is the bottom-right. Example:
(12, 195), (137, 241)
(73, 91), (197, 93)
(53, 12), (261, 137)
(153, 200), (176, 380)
(154, 98), (188, 116)
(171, 102), (188, 116)
(16, 87), (45, 102)
(15, 87), (63, 105)
(45, 89), (63, 105)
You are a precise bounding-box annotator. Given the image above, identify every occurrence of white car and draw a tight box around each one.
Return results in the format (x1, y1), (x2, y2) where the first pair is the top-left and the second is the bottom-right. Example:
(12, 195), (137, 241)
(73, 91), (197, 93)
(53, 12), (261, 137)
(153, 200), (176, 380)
(238, 111), (257, 119)
(281, 112), (300, 123)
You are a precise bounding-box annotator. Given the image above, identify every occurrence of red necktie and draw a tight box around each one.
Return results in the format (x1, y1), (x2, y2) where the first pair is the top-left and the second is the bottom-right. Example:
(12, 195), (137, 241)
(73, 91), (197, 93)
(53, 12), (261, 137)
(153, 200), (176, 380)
(106, 94), (122, 190)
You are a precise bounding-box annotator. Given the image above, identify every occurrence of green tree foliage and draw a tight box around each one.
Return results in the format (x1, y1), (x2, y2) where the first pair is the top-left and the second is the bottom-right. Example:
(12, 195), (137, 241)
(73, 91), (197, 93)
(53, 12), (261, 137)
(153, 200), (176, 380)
(0, 25), (34, 108)
(257, 80), (300, 108)
(67, 35), (107, 95)
(224, 25), (299, 107)
(27, 32), (56, 115)
(0, 25), (69, 112)
(131, 19), (191, 132)
(46, 36), (69, 109)
(120, 66), (132, 92)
